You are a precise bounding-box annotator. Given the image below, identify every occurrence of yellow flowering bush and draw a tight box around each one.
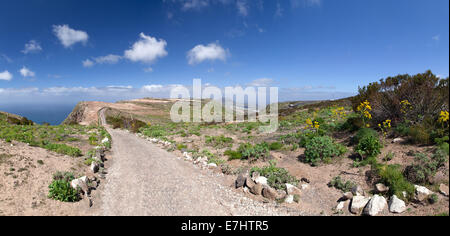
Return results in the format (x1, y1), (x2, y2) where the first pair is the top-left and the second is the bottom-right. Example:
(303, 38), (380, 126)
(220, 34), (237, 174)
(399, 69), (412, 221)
(357, 100), (372, 127)
(400, 100), (412, 114)
(305, 118), (320, 132)
(378, 119), (392, 138)
(333, 107), (347, 119)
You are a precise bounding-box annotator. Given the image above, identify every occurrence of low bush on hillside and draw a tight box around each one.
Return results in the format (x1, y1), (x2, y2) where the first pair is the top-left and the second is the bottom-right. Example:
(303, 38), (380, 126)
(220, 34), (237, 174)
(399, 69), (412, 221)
(304, 136), (347, 166)
(269, 142), (283, 151)
(205, 135), (233, 148)
(107, 115), (146, 133)
(355, 134), (383, 159)
(374, 164), (415, 200)
(139, 125), (168, 139)
(404, 150), (448, 184)
(224, 150), (243, 160)
(352, 70), (449, 145)
(250, 161), (298, 191)
(238, 142), (270, 161)
(328, 176), (357, 192)
(48, 172), (80, 202)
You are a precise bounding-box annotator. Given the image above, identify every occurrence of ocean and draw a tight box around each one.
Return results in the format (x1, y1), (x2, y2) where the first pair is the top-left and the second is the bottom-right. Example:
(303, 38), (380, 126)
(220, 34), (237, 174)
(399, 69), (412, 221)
(0, 104), (76, 125)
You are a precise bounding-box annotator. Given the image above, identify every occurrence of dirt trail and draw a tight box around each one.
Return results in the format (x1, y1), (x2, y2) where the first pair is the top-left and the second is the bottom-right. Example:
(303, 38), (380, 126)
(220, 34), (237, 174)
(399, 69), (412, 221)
(99, 109), (302, 216)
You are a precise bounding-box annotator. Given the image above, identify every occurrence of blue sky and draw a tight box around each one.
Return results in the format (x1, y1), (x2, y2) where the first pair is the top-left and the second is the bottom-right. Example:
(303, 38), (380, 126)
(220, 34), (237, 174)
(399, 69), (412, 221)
(0, 0), (448, 105)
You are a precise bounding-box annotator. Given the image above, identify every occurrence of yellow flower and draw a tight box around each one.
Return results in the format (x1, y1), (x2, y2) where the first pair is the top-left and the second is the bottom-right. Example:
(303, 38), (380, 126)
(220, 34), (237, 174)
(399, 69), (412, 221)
(366, 124), (370, 128)
(439, 110), (449, 123)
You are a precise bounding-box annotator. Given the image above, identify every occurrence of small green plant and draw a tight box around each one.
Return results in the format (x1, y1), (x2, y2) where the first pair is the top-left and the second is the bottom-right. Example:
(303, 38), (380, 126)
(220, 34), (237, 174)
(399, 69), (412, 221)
(44, 143), (82, 157)
(176, 143), (188, 150)
(48, 172), (80, 202)
(205, 135), (233, 148)
(224, 150), (243, 160)
(250, 161), (298, 191)
(304, 136), (345, 166)
(355, 134), (382, 159)
(429, 193), (438, 204)
(328, 176), (357, 192)
(269, 142), (283, 151)
(37, 160), (44, 165)
(237, 142), (270, 161)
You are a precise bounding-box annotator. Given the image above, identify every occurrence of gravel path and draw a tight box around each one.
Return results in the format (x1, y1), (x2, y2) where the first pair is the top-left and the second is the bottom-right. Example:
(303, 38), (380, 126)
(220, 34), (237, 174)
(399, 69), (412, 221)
(100, 110), (303, 216)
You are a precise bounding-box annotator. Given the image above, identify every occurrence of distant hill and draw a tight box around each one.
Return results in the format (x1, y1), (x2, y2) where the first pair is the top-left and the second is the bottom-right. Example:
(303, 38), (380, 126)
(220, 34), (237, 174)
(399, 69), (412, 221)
(0, 111), (34, 125)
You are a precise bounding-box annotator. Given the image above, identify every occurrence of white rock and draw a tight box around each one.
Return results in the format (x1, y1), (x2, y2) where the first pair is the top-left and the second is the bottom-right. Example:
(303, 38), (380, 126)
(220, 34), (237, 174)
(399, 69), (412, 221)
(376, 183), (389, 193)
(90, 162), (99, 173)
(392, 138), (405, 143)
(336, 201), (345, 211)
(389, 195), (406, 214)
(350, 196), (370, 215)
(363, 195), (387, 216)
(207, 163), (218, 168)
(301, 184), (309, 190)
(284, 195), (294, 204)
(286, 183), (302, 195)
(253, 176), (268, 186)
(415, 185), (433, 202)
(71, 177), (88, 193)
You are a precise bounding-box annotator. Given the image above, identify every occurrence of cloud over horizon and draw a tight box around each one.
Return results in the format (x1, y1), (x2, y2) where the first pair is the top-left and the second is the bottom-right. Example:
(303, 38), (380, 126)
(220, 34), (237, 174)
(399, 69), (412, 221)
(0, 70), (13, 81)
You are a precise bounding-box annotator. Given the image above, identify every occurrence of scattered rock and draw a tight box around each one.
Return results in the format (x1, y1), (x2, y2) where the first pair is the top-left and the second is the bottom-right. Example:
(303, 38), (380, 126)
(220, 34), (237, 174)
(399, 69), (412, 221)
(351, 186), (365, 196)
(389, 195), (406, 214)
(350, 196), (370, 215)
(376, 183), (389, 193)
(251, 171), (260, 180)
(235, 174), (246, 189)
(392, 138), (405, 143)
(301, 177), (310, 184)
(207, 163), (217, 168)
(262, 187), (279, 200)
(286, 183), (301, 196)
(363, 195), (387, 216)
(250, 183), (263, 196)
(300, 184), (309, 190)
(71, 177), (89, 194)
(284, 195), (294, 204)
(254, 176), (268, 186)
(341, 192), (353, 201)
(90, 162), (99, 173)
(415, 185), (433, 202)
(439, 184), (449, 197)
(243, 187), (250, 194)
(245, 177), (255, 189)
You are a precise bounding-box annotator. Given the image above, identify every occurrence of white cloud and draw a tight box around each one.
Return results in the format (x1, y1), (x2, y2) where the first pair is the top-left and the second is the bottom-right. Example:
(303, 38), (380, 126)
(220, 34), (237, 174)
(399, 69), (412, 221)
(142, 84), (164, 92)
(1, 54), (13, 63)
(94, 54), (122, 64)
(247, 78), (275, 87)
(291, 0), (322, 8)
(82, 59), (94, 68)
(236, 0), (248, 16)
(432, 35), (440, 41)
(187, 43), (229, 65)
(124, 33), (168, 64)
(53, 24), (89, 48)
(20, 66), (35, 77)
(0, 70), (13, 81)
(182, 0), (209, 10)
(143, 67), (154, 73)
(275, 2), (284, 17)
(22, 40), (43, 54)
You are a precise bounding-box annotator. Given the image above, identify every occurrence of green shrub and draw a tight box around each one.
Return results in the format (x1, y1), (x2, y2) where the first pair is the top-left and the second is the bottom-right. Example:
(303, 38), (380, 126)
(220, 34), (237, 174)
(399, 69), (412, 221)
(176, 143), (187, 150)
(269, 142), (283, 151)
(328, 176), (356, 192)
(140, 125), (168, 139)
(250, 161), (298, 191)
(355, 135), (382, 159)
(338, 116), (364, 132)
(404, 150), (448, 184)
(238, 142), (270, 161)
(435, 136), (449, 155)
(224, 150), (243, 160)
(376, 164), (415, 200)
(205, 135), (233, 148)
(48, 172), (80, 202)
(304, 136), (344, 166)
(354, 128), (378, 144)
(44, 143), (82, 157)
